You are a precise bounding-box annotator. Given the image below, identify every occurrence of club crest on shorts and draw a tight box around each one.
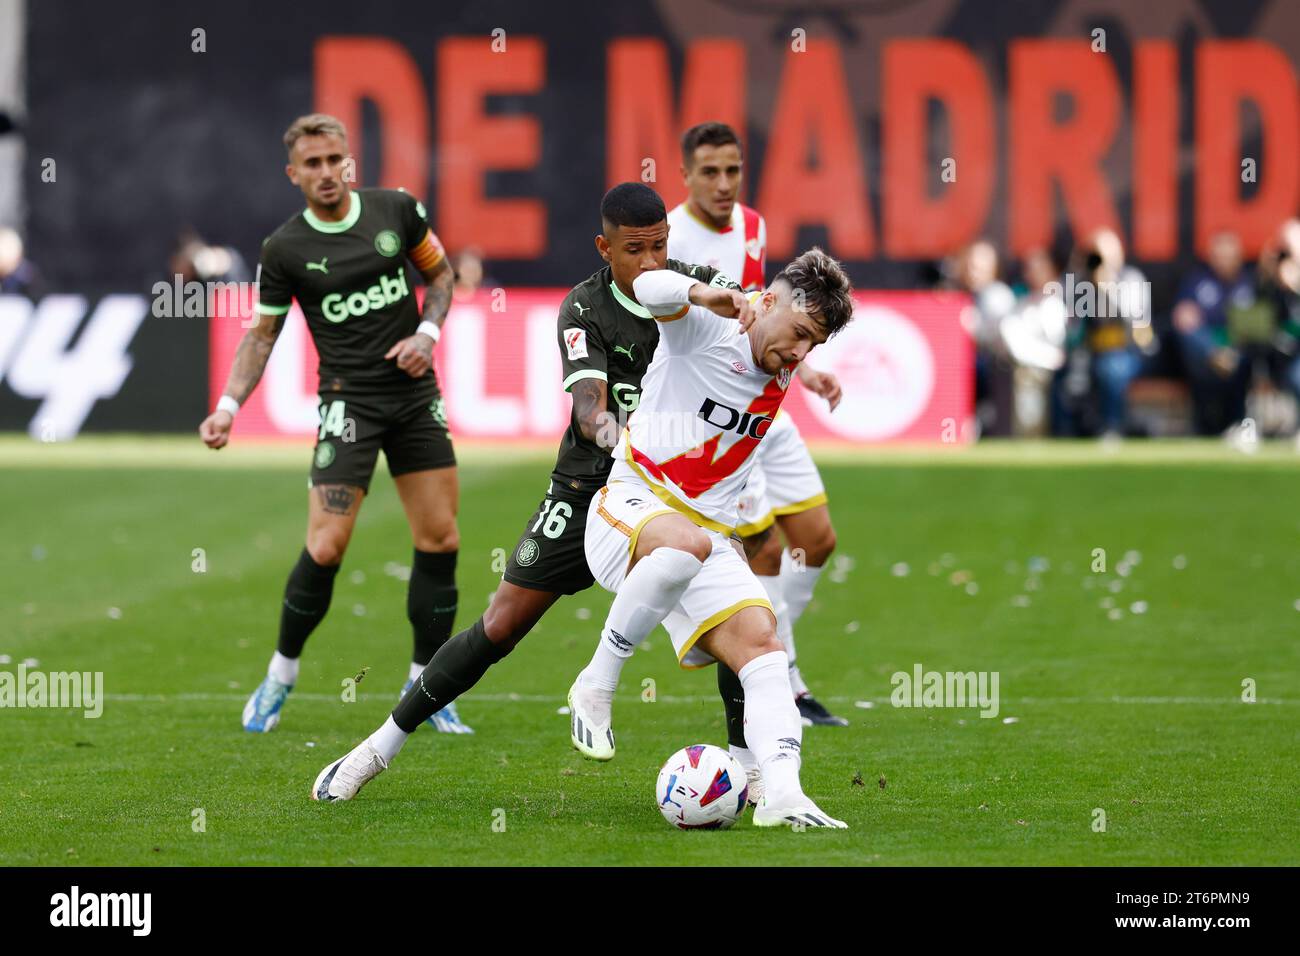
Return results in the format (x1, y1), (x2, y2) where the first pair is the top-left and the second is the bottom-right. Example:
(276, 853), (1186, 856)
(516, 538), (540, 567)
(374, 230), (401, 257)
(314, 442), (335, 469)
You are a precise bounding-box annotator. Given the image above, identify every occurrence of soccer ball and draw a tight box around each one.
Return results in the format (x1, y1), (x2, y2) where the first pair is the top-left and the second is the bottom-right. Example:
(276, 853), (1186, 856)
(655, 744), (748, 830)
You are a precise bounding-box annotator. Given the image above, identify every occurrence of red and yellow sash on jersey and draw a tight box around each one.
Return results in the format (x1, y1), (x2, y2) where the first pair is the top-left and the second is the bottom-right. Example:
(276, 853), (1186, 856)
(621, 365), (794, 535)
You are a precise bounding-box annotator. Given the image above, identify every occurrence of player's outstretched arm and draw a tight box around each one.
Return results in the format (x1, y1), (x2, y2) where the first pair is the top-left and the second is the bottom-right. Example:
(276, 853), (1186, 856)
(198, 311), (285, 449)
(796, 364), (843, 411)
(385, 256), (453, 378)
(687, 283), (755, 331)
(632, 270), (754, 331)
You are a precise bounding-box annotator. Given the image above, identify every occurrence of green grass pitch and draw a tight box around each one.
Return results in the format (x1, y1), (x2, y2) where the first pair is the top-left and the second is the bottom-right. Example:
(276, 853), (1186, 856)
(1, 437), (1296, 866)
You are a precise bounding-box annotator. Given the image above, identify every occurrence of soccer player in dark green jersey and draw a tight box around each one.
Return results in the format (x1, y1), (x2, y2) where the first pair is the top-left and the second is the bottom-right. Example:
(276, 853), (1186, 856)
(311, 183), (754, 802)
(199, 114), (470, 734)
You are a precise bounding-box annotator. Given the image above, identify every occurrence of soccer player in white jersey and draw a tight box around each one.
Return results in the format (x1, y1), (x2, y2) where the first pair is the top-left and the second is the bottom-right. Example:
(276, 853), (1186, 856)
(668, 122), (850, 730)
(567, 248), (855, 829)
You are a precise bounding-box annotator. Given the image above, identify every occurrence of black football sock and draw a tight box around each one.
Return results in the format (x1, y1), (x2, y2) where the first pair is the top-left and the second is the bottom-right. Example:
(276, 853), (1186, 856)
(408, 548), (459, 665)
(392, 619), (509, 733)
(717, 664), (748, 749)
(276, 548), (340, 659)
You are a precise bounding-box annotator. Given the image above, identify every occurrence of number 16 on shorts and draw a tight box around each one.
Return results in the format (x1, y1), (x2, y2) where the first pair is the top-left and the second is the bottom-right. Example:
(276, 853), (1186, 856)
(531, 499), (573, 539)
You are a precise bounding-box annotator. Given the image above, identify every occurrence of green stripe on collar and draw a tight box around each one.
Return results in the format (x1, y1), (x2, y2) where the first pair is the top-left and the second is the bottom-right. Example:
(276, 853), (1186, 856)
(609, 280), (655, 319)
(303, 191), (362, 233)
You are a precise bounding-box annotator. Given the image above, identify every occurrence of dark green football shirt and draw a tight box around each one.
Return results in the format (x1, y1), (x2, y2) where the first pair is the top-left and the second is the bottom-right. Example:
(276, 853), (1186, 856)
(255, 187), (443, 392)
(550, 259), (741, 495)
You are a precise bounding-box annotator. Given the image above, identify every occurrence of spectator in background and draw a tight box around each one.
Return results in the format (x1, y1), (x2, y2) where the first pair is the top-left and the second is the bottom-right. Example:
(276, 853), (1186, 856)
(0, 226), (45, 298)
(168, 228), (249, 285)
(1171, 232), (1255, 434)
(1053, 228), (1152, 440)
(1003, 246), (1068, 435)
(452, 246), (485, 302)
(956, 239), (1017, 437)
(1257, 219), (1300, 433)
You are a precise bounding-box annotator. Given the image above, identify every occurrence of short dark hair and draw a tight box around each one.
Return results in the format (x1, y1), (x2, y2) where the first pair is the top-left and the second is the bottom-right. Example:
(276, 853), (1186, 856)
(681, 122), (741, 167)
(600, 182), (666, 232)
(773, 247), (855, 338)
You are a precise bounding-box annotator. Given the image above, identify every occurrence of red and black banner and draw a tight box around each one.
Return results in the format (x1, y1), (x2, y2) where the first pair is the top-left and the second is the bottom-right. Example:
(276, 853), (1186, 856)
(6, 0), (1300, 433)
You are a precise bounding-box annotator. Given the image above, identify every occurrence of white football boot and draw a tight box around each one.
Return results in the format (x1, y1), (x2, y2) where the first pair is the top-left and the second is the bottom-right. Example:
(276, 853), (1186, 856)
(753, 794), (848, 829)
(567, 679), (615, 761)
(311, 741), (388, 802)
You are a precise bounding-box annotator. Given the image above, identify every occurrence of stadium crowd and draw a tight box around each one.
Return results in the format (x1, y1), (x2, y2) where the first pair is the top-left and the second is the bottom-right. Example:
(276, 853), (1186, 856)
(941, 218), (1300, 441)
(432, 213), (1300, 444)
(8, 212), (1300, 444)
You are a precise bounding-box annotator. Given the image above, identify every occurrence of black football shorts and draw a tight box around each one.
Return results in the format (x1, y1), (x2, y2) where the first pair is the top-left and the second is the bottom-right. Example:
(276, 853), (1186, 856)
(503, 485), (596, 595)
(309, 385), (456, 492)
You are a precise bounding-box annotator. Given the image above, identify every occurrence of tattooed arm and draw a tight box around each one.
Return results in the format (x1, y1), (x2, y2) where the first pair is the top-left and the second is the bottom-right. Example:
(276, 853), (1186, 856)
(198, 311), (286, 449)
(223, 311), (285, 403)
(419, 255), (455, 332)
(571, 377), (618, 452)
(386, 256), (454, 378)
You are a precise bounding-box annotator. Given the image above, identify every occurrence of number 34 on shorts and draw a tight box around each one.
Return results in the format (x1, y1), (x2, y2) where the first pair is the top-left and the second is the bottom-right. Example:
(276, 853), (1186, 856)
(318, 400), (352, 441)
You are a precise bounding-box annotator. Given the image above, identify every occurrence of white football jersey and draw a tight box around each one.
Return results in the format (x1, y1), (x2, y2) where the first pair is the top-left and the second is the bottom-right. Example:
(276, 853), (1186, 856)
(667, 202), (767, 291)
(608, 270), (795, 533)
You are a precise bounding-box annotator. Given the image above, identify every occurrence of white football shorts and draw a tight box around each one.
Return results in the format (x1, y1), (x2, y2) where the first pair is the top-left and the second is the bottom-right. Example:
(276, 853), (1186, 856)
(735, 411), (828, 538)
(585, 480), (773, 668)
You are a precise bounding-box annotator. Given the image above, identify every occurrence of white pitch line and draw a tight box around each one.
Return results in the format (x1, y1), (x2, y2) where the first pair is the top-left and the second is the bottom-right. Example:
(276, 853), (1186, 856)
(93, 692), (1294, 706)
(1017, 695), (1291, 706)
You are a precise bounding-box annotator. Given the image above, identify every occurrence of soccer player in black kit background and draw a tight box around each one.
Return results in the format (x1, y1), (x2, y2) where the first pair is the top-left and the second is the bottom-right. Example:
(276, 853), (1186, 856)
(199, 114), (472, 735)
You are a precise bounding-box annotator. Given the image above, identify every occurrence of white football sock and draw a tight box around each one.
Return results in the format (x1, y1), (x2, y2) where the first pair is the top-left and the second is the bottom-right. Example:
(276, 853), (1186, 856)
(757, 573), (807, 697)
(781, 549), (825, 627)
(756, 574), (793, 659)
(407, 661), (425, 683)
(739, 650), (804, 806)
(579, 547), (704, 693)
(729, 744), (758, 774)
(268, 651), (299, 685)
(366, 715), (409, 763)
